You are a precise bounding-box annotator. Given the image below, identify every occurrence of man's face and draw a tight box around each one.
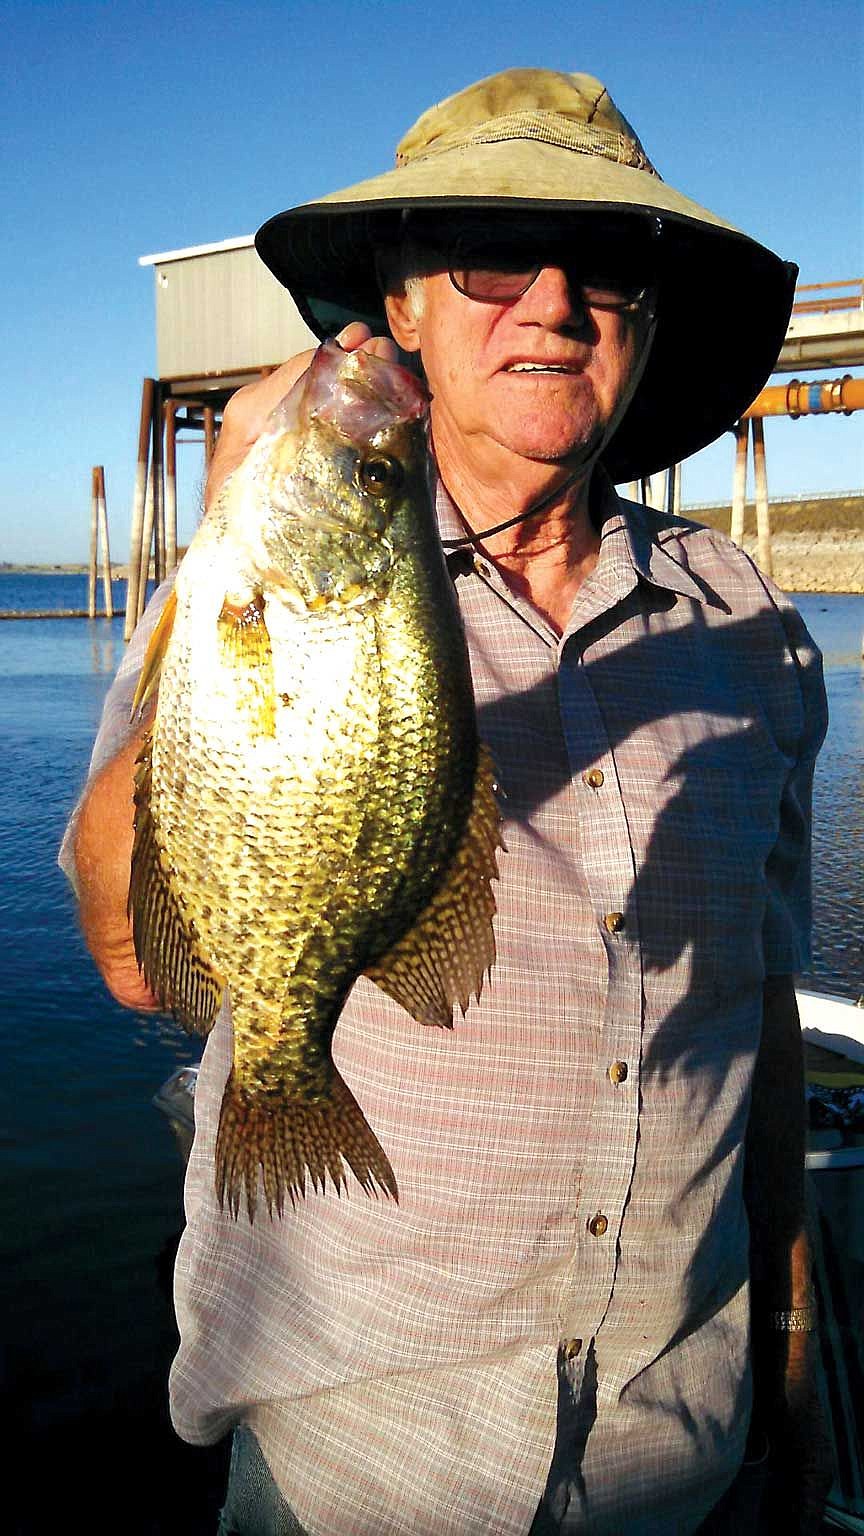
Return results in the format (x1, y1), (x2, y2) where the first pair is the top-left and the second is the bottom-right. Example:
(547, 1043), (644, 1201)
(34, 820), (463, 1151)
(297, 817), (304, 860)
(384, 219), (656, 475)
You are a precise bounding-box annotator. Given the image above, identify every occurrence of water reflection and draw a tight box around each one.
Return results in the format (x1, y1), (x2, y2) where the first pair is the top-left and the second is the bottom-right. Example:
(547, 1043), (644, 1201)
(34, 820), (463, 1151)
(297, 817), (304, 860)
(88, 622), (121, 676)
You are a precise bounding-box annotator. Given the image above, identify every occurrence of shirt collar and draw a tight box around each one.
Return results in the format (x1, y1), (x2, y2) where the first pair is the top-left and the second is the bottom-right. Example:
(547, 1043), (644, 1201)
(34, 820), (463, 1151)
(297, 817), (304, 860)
(591, 471), (714, 606)
(433, 466), (717, 643)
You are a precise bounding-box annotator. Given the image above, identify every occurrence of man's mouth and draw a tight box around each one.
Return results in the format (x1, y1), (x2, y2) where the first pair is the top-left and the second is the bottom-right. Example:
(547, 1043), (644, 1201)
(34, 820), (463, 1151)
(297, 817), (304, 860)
(504, 361), (580, 374)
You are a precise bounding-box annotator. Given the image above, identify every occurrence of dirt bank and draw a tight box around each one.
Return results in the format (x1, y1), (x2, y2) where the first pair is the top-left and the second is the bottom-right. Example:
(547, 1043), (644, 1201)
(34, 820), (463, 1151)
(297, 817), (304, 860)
(687, 495), (864, 593)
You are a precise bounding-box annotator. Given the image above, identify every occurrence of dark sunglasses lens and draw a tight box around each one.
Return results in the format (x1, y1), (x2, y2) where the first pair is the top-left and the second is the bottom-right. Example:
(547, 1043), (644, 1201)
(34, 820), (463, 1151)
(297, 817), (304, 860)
(450, 237), (540, 300)
(580, 278), (649, 309)
(445, 221), (654, 307)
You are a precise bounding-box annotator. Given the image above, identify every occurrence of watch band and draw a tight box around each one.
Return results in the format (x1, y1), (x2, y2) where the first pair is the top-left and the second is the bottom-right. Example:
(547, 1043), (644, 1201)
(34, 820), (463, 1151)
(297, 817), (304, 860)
(768, 1306), (817, 1333)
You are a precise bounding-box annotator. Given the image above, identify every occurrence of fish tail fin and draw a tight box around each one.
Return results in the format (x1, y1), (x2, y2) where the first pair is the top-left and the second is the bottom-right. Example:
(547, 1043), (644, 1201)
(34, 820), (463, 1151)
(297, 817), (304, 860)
(215, 1066), (398, 1222)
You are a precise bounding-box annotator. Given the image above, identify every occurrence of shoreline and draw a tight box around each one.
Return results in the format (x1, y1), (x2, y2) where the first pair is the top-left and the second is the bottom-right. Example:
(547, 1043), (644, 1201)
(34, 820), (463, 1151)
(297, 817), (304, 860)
(3, 493), (863, 595)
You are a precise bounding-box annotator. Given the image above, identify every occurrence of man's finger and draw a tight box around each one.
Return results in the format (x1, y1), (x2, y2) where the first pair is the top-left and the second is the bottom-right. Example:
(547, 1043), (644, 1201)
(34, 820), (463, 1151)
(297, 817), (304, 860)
(336, 322), (399, 363)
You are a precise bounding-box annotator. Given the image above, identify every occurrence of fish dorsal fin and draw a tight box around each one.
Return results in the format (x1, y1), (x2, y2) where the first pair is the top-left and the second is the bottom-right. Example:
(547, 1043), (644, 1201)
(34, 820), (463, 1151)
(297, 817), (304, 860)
(365, 744), (503, 1028)
(131, 588), (178, 718)
(128, 729), (224, 1033)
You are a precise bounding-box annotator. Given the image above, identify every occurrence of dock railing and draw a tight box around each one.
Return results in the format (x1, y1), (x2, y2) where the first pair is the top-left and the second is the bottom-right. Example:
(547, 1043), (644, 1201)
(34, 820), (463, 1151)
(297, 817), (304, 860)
(792, 278), (864, 317)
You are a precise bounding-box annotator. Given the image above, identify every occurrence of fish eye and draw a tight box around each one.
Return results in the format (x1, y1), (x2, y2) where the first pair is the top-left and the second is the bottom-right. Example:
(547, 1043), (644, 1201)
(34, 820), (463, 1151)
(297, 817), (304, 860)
(357, 454), (403, 497)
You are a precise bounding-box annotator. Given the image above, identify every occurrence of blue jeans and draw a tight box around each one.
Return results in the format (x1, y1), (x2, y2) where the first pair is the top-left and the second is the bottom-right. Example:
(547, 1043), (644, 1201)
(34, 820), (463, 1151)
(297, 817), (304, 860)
(217, 1425), (308, 1535)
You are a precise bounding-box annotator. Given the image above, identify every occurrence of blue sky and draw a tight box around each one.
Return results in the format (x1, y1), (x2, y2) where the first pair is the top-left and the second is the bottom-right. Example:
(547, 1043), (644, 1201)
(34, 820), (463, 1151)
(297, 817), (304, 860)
(2, 0), (861, 563)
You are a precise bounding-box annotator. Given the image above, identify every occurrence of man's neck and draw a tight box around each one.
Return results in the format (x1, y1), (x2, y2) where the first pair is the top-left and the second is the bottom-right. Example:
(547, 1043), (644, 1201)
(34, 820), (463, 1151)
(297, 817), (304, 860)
(433, 426), (602, 636)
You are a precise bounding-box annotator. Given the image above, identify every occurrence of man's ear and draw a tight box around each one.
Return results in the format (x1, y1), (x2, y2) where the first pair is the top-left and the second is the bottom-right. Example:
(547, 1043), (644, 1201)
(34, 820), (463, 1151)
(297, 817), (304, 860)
(384, 291), (422, 353)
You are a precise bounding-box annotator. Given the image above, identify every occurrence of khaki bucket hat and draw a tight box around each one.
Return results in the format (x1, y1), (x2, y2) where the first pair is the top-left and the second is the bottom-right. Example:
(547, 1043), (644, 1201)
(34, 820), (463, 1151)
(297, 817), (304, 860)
(256, 68), (796, 481)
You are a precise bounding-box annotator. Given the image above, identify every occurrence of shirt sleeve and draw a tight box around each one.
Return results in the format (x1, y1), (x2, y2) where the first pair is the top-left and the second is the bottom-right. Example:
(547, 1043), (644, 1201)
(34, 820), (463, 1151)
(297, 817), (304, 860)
(57, 576), (177, 895)
(759, 585), (828, 976)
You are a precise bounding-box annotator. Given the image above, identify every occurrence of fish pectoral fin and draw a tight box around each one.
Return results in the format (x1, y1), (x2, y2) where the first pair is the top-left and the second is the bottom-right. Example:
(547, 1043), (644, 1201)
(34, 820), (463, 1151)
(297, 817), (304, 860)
(128, 729), (224, 1033)
(215, 1062), (398, 1221)
(130, 588), (177, 718)
(217, 592), (277, 738)
(365, 743), (503, 1028)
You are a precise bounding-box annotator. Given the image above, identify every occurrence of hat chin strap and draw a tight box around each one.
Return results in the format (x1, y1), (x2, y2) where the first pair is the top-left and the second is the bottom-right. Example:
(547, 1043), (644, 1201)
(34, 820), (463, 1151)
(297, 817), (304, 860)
(439, 468), (583, 550)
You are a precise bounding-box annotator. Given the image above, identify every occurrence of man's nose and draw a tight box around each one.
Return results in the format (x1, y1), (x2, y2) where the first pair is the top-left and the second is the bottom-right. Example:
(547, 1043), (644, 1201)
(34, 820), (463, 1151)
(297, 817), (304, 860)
(517, 265), (589, 327)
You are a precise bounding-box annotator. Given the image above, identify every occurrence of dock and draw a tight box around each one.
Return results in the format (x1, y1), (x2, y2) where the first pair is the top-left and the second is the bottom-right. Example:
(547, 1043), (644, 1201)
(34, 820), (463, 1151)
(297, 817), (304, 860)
(0, 609), (119, 621)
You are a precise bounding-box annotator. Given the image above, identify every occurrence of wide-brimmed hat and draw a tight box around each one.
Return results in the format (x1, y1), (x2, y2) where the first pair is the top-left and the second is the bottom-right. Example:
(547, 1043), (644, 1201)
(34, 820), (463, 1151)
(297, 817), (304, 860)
(255, 69), (796, 482)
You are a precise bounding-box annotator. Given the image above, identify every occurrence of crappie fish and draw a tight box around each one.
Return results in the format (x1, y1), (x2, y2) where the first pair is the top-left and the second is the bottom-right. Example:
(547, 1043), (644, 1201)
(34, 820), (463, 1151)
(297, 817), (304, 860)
(129, 341), (501, 1220)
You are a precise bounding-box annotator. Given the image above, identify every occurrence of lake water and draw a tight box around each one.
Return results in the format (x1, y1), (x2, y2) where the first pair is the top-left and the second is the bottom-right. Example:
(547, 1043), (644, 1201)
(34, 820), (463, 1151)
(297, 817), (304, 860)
(2, 573), (862, 1534)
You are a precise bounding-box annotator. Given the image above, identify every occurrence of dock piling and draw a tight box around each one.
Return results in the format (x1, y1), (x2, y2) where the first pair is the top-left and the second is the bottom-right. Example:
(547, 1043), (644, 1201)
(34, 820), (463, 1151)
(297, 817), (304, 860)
(97, 467), (113, 618)
(751, 418), (773, 578)
(203, 405), (217, 467)
(151, 382), (166, 589)
(164, 400), (178, 572)
(88, 467), (113, 619)
(88, 468), (99, 618)
(125, 379), (155, 639)
(731, 419), (749, 546)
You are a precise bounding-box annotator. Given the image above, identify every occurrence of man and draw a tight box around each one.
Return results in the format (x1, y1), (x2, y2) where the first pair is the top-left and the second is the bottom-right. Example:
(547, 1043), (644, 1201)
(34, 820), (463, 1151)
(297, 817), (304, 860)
(67, 69), (831, 1534)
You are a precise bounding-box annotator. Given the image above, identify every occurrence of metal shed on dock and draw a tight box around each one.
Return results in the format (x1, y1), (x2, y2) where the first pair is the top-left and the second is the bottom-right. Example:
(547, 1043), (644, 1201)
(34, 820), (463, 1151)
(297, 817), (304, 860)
(126, 236), (317, 635)
(139, 235), (316, 389)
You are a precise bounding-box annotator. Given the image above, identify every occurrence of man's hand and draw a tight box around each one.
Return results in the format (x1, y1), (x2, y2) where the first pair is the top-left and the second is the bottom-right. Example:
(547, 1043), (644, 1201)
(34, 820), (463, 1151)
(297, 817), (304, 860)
(75, 722), (162, 1013)
(205, 323), (399, 513)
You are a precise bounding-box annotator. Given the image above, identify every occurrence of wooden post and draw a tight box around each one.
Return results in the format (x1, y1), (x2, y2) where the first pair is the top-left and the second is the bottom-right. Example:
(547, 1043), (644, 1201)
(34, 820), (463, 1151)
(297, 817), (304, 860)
(88, 467), (99, 618)
(648, 472), (668, 511)
(164, 399), (178, 571)
(203, 404), (216, 467)
(125, 378), (155, 639)
(671, 462), (682, 516)
(97, 467), (113, 618)
(751, 416), (773, 578)
(730, 419), (749, 546)
(137, 460), (156, 624)
(152, 381), (166, 587)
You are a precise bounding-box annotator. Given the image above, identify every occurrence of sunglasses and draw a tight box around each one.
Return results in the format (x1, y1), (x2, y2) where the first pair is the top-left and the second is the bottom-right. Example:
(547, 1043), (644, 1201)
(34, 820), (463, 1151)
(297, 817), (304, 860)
(447, 226), (656, 310)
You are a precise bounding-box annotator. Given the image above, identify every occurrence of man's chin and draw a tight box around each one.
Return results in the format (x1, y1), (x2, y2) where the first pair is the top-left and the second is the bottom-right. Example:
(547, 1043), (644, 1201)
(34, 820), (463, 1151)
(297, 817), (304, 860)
(500, 426), (605, 471)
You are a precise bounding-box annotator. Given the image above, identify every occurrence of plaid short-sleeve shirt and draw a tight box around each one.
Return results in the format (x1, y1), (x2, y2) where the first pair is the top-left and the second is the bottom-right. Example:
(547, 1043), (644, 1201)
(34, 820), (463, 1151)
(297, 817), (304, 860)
(63, 473), (826, 1536)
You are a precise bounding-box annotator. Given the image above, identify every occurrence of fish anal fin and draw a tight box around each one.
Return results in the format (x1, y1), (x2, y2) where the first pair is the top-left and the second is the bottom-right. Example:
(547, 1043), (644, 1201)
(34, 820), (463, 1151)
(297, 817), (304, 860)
(365, 743), (503, 1028)
(215, 1063), (398, 1221)
(131, 589), (177, 718)
(128, 729), (224, 1033)
(218, 592), (276, 738)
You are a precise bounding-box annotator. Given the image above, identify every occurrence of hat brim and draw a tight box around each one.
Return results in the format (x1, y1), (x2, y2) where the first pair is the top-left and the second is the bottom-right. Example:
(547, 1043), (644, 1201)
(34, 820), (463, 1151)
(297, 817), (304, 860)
(256, 148), (795, 481)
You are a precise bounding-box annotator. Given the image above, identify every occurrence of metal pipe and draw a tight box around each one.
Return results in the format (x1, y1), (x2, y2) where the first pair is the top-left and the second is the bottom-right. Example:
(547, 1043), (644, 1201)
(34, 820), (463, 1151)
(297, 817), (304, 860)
(751, 418), (773, 578)
(97, 467), (113, 618)
(164, 400), (178, 570)
(88, 467), (99, 619)
(744, 375), (864, 418)
(730, 419), (749, 546)
(125, 378), (155, 639)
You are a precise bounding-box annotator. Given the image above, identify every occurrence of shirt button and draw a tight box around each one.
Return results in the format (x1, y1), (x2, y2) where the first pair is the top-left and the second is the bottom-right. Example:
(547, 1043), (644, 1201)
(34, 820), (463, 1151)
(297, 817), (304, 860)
(473, 557), (491, 579)
(604, 911), (626, 933)
(583, 768), (605, 789)
(608, 1060), (628, 1086)
(587, 1212), (609, 1237)
(563, 1338), (583, 1360)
